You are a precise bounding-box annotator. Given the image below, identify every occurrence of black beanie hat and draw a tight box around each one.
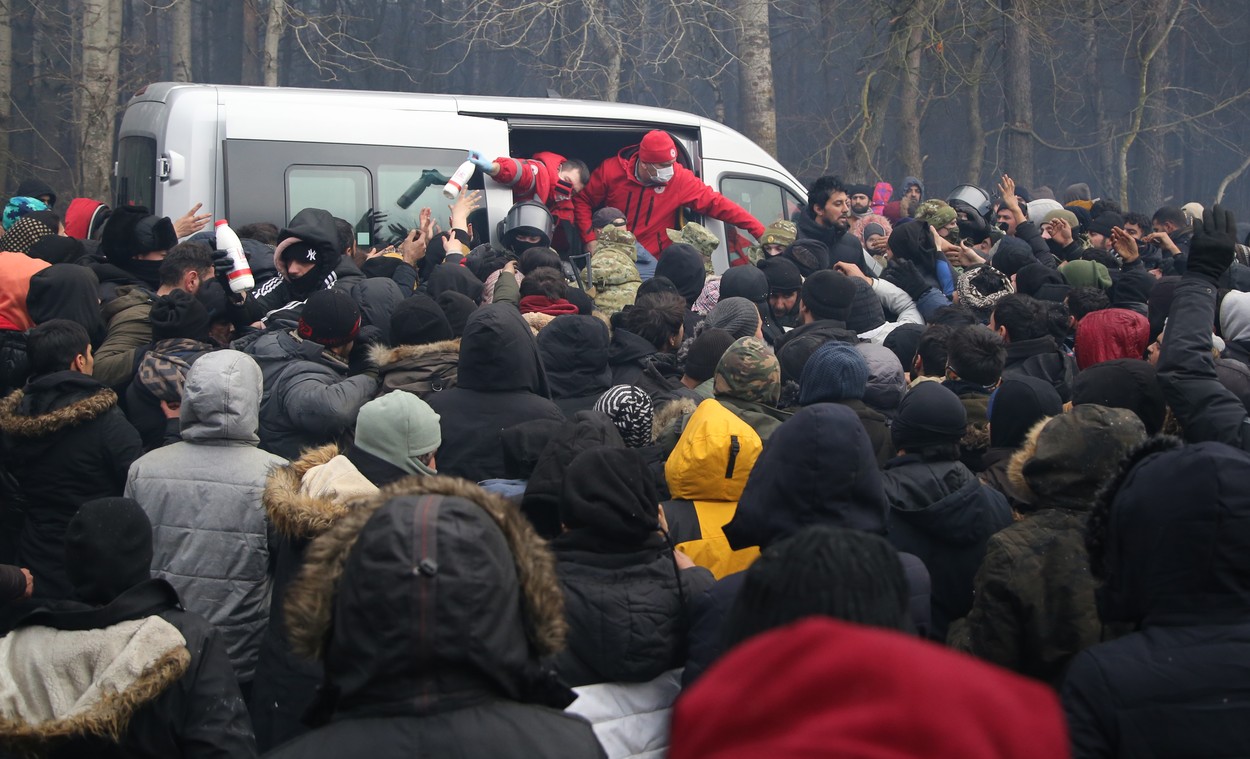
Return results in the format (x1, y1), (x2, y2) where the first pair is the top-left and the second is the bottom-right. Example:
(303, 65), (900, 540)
(685, 328), (737, 383)
(436, 290), (477, 337)
(801, 270), (857, 322)
(991, 237), (1035, 277)
(759, 256), (802, 292)
(891, 382), (968, 451)
(1071, 358), (1166, 435)
(1014, 263), (1066, 298)
(1087, 212), (1124, 238)
(28, 234), (85, 265)
(988, 376), (1063, 448)
(297, 289), (361, 347)
(655, 243), (706, 307)
(280, 240), (319, 265)
(846, 278), (886, 333)
(560, 447), (661, 547)
(883, 323), (924, 373)
(390, 294), (454, 346)
(65, 497), (153, 605)
(150, 289), (211, 342)
(99, 205), (177, 265)
(720, 264), (770, 304)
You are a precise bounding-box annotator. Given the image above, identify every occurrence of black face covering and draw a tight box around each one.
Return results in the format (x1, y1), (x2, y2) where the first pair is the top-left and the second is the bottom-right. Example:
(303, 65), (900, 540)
(122, 258), (165, 290)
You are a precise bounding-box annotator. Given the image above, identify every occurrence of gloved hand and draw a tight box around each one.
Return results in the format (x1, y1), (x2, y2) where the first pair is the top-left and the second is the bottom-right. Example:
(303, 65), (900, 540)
(1187, 204), (1238, 284)
(347, 325), (384, 378)
(211, 249), (234, 289)
(387, 222), (411, 245)
(360, 207), (387, 238)
(882, 260), (930, 301)
(467, 150), (494, 173)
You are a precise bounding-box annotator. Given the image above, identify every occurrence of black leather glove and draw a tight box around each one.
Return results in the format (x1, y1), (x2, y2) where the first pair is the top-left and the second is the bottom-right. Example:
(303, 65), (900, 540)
(1187, 204), (1238, 285)
(882, 260), (930, 301)
(211, 249), (234, 289)
(387, 222), (411, 246)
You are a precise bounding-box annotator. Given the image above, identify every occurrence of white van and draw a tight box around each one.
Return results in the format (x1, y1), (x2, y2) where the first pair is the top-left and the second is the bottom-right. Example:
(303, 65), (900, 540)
(116, 83), (806, 271)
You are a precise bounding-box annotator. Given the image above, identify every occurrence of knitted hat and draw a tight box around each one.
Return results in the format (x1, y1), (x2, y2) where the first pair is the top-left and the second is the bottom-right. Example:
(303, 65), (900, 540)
(1026, 199), (1063, 225)
(1066, 205), (1092, 232)
(1181, 202), (1205, 223)
(1064, 183), (1092, 203)
(883, 323), (924, 374)
(99, 205), (178, 264)
(1059, 260), (1112, 291)
(685, 328), (737, 384)
(715, 337), (781, 406)
(988, 376), (1063, 449)
(990, 237), (1035, 277)
(1013, 263), (1066, 298)
(638, 130), (678, 163)
(150, 290), (211, 342)
(1, 213), (56, 254)
(297, 289), (362, 347)
(593, 385), (654, 448)
(1043, 208), (1080, 229)
(891, 382), (968, 451)
(801, 270), (857, 322)
(913, 199), (956, 229)
(846, 278), (886, 333)
(592, 207), (627, 230)
(1087, 213), (1124, 238)
(1071, 359), (1165, 435)
(758, 256), (802, 293)
(705, 296), (761, 340)
(720, 265), (770, 305)
(799, 342), (869, 404)
(1015, 405), (1146, 509)
(65, 497), (153, 605)
(857, 344), (907, 411)
(1, 196), (48, 231)
(435, 290), (477, 337)
(560, 448), (660, 546)
(390, 294), (454, 346)
(354, 392), (442, 477)
(759, 220), (798, 248)
(863, 222), (887, 241)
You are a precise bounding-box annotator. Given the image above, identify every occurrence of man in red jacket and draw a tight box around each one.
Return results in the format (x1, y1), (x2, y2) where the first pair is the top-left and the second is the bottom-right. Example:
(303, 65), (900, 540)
(574, 130), (766, 259)
(469, 150), (589, 227)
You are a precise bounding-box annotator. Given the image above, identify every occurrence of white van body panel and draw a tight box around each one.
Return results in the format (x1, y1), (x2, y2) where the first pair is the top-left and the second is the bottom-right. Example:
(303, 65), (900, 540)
(117, 83), (805, 269)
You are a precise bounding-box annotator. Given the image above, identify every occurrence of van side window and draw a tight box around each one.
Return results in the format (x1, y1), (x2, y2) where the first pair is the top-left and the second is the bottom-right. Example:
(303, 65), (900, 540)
(287, 165), (371, 227)
(720, 176), (793, 239)
(117, 136), (157, 210)
(377, 161), (486, 245)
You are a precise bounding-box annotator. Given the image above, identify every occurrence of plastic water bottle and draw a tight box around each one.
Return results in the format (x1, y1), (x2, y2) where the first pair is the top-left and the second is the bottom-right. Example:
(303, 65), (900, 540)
(215, 219), (255, 293)
(442, 160), (476, 200)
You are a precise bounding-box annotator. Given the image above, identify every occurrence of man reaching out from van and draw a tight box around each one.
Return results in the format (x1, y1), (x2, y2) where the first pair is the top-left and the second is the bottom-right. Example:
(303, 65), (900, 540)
(573, 130), (766, 260)
(467, 150), (589, 228)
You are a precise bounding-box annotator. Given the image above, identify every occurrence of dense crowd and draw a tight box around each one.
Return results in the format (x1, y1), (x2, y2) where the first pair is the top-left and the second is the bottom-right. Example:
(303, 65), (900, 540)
(2, 132), (1250, 758)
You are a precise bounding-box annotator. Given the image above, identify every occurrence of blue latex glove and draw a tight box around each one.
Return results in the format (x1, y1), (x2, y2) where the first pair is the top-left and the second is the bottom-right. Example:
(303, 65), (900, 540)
(467, 150), (494, 172)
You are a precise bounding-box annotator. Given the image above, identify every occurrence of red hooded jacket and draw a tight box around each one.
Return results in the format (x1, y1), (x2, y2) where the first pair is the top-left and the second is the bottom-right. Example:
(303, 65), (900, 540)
(1074, 307), (1150, 370)
(492, 151), (576, 225)
(671, 618), (1070, 759)
(574, 145), (766, 256)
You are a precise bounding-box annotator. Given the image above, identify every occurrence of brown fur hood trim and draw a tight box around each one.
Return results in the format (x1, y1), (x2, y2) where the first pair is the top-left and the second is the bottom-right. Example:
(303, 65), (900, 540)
(1006, 416), (1053, 509)
(523, 311), (557, 334)
(0, 620), (189, 750)
(961, 420), (991, 452)
(368, 339), (461, 368)
(652, 397), (698, 444)
(0, 387), (118, 439)
(285, 475), (566, 662)
(264, 444), (355, 539)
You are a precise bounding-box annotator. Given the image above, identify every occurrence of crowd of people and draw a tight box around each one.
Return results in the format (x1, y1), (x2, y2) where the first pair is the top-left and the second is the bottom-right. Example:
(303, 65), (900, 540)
(2, 132), (1250, 757)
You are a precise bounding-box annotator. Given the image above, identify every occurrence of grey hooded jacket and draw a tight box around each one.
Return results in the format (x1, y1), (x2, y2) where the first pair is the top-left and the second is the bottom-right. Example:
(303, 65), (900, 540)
(125, 350), (287, 682)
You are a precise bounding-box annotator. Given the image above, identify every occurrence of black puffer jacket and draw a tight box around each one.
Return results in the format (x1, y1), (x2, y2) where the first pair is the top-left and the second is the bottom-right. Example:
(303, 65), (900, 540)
(883, 456), (1013, 641)
(427, 304), (564, 482)
(266, 478), (605, 759)
(1063, 440), (1250, 758)
(538, 315), (613, 417)
(607, 327), (683, 399)
(794, 210), (868, 269)
(1002, 336), (1078, 403)
(0, 372), (142, 599)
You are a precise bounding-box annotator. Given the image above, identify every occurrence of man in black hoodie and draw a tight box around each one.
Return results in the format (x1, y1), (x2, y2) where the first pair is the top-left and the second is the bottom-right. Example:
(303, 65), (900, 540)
(794, 175), (868, 268)
(537, 315), (613, 416)
(235, 207), (345, 326)
(427, 303), (564, 482)
(992, 293), (1077, 403)
(0, 320), (143, 600)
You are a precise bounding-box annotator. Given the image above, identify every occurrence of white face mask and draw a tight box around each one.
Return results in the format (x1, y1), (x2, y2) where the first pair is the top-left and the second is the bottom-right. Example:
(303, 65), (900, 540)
(653, 165), (674, 184)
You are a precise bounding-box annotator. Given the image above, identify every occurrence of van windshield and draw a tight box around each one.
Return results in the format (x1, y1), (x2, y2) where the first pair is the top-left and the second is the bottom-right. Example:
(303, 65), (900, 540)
(116, 136), (156, 210)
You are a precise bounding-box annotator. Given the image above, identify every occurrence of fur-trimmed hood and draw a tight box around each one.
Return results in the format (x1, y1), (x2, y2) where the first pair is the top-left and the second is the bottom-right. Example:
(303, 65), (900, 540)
(0, 616), (189, 752)
(263, 444), (371, 540)
(0, 372), (117, 439)
(283, 475), (570, 715)
(368, 339), (461, 369)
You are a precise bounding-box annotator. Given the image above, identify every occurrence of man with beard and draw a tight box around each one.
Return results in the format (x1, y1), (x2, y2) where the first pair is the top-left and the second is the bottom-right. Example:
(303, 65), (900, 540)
(795, 175), (870, 269)
(759, 257), (803, 329)
(848, 184), (875, 220)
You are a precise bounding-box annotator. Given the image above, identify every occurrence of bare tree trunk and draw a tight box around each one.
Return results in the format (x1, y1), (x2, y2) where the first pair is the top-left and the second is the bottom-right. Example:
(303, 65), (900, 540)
(263, 0), (284, 87)
(1136, 0), (1172, 211)
(242, 0), (261, 84)
(965, 32), (988, 184)
(171, 0), (192, 81)
(898, 19), (924, 178)
(1082, 0), (1115, 199)
(1117, 0), (1182, 209)
(737, 0), (777, 156)
(1001, 0), (1034, 186)
(0, 0), (11, 191)
(79, 0), (121, 201)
